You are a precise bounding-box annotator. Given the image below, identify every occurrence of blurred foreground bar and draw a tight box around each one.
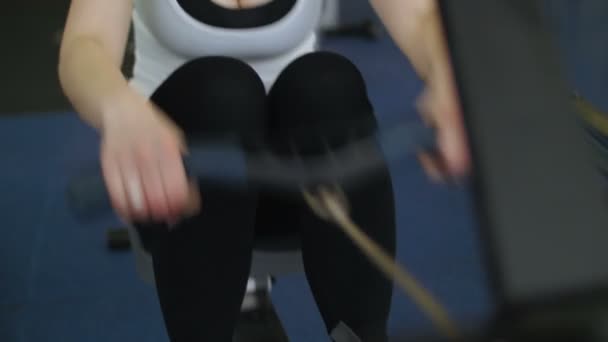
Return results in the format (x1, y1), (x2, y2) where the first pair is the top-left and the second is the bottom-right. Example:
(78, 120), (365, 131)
(438, 0), (608, 340)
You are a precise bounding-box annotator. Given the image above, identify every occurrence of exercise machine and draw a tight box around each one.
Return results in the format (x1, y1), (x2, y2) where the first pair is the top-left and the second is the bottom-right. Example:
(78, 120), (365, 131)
(66, 0), (608, 341)
(393, 0), (608, 341)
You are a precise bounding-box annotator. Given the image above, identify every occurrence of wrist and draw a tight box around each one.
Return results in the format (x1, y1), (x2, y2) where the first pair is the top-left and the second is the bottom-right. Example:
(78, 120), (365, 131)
(406, 2), (449, 83)
(98, 83), (139, 132)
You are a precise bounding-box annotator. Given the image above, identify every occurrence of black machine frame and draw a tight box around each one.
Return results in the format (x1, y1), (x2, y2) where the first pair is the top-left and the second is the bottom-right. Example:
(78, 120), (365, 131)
(434, 0), (608, 341)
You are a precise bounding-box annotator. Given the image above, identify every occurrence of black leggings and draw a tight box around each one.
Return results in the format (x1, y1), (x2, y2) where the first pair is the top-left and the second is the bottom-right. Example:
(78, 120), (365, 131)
(135, 52), (396, 342)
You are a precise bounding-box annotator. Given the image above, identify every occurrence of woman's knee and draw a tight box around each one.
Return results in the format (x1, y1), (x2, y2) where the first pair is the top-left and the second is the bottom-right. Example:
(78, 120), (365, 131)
(269, 51), (374, 124)
(268, 52), (377, 153)
(151, 56), (269, 141)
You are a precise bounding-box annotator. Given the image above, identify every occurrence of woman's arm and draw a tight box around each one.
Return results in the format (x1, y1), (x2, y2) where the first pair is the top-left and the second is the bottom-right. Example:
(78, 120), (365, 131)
(58, 0), (134, 130)
(370, 0), (471, 179)
(369, 0), (441, 79)
(58, 0), (198, 223)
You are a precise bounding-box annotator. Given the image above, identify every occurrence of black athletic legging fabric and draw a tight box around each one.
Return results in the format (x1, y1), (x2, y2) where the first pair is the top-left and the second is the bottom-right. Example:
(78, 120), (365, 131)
(134, 52), (396, 342)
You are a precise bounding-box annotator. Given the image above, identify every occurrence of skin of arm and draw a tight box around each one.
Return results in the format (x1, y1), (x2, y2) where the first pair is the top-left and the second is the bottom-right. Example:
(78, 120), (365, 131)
(58, 0), (198, 223)
(370, 0), (471, 179)
(369, 0), (442, 79)
(58, 0), (135, 131)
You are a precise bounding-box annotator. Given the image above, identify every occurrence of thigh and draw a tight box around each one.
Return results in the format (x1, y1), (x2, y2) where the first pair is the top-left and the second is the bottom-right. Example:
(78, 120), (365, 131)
(265, 51), (396, 339)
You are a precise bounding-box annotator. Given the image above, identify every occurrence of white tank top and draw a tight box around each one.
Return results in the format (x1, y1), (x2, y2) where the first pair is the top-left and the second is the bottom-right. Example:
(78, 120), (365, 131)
(129, 0), (323, 97)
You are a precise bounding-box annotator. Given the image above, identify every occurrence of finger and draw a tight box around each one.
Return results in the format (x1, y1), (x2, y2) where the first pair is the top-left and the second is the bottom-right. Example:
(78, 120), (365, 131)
(183, 180), (202, 217)
(420, 73), (470, 180)
(439, 118), (470, 178)
(159, 142), (190, 220)
(137, 146), (171, 222)
(434, 89), (470, 178)
(101, 148), (130, 221)
(416, 89), (449, 181)
(119, 152), (149, 220)
(417, 152), (446, 183)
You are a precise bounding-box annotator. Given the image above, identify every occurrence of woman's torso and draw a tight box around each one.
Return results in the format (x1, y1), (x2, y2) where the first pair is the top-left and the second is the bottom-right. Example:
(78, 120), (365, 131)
(130, 0), (324, 96)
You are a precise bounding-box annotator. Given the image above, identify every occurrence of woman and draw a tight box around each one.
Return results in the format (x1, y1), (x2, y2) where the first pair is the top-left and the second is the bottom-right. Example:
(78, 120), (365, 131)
(58, 0), (468, 341)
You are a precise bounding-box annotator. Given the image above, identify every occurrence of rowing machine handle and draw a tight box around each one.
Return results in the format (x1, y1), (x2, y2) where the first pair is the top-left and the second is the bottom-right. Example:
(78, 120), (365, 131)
(67, 123), (435, 221)
(67, 143), (248, 220)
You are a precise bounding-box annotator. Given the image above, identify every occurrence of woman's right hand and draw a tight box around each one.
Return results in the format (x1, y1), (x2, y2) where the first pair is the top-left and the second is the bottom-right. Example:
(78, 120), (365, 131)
(99, 89), (201, 225)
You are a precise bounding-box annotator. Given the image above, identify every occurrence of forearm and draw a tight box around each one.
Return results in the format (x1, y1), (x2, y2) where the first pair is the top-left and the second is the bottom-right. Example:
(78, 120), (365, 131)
(58, 36), (131, 131)
(370, 0), (450, 82)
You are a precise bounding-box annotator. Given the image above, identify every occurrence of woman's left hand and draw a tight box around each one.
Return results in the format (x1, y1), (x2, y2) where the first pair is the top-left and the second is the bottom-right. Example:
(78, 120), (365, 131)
(416, 61), (471, 183)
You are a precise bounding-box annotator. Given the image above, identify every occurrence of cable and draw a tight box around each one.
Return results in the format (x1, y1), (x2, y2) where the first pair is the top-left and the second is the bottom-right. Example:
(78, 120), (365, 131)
(302, 186), (461, 340)
(574, 94), (608, 136)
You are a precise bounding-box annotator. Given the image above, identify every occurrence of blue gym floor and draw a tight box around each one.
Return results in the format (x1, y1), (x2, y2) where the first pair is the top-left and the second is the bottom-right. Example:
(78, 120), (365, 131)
(1, 2), (606, 341)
